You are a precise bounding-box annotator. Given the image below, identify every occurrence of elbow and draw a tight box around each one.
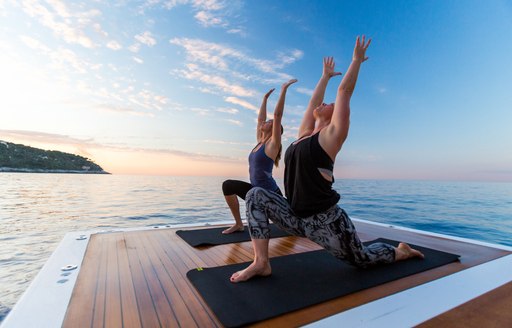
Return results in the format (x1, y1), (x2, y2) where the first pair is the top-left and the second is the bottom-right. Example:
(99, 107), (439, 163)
(338, 84), (355, 95)
(273, 112), (283, 120)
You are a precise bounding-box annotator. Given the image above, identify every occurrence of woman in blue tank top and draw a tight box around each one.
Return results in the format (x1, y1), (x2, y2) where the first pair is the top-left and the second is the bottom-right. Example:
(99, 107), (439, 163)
(221, 79), (297, 234)
(231, 36), (424, 283)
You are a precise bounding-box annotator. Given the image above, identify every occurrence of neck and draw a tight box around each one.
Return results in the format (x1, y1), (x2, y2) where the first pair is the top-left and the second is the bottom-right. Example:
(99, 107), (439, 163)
(259, 133), (271, 144)
(312, 120), (329, 135)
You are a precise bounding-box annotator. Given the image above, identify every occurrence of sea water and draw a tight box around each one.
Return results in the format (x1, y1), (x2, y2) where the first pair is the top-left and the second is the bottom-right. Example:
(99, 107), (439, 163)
(1, 173), (511, 321)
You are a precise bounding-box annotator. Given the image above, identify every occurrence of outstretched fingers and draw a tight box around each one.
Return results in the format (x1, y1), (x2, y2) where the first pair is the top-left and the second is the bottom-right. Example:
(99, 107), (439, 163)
(282, 78), (298, 89)
(323, 56), (342, 78)
(264, 88), (275, 99)
(354, 35), (372, 62)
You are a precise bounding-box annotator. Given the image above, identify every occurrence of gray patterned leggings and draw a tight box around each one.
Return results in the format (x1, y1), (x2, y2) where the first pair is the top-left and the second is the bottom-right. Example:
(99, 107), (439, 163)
(246, 187), (396, 268)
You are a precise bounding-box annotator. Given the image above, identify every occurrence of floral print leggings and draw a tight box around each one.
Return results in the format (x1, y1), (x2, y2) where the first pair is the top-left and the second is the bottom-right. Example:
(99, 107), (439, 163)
(246, 187), (396, 268)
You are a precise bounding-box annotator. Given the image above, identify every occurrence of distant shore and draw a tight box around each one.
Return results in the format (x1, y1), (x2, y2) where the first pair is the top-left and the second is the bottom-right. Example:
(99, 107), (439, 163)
(0, 167), (110, 174)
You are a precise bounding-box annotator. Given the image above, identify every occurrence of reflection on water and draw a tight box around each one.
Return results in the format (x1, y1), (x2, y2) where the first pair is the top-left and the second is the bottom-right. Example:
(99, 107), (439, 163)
(0, 173), (511, 321)
(0, 174), (233, 320)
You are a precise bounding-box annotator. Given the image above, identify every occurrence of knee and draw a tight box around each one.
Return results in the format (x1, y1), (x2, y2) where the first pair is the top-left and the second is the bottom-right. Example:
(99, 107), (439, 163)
(222, 179), (235, 195)
(246, 186), (265, 203)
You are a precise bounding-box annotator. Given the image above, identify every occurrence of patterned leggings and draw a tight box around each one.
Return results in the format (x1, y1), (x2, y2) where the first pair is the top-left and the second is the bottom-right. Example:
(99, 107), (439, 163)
(246, 187), (396, 268)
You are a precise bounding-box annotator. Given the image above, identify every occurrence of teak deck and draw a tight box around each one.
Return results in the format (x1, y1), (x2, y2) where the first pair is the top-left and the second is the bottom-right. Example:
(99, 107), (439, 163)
(62, 221), (511, 327)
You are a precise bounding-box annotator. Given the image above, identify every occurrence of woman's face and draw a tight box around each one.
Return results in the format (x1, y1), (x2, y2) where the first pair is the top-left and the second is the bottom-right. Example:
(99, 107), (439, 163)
(313, 103), (334, 120)
(261, 119), (273, 134)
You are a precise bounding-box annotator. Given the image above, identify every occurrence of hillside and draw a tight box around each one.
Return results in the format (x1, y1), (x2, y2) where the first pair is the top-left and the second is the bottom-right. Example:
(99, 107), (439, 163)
(0, 140), (109, 174)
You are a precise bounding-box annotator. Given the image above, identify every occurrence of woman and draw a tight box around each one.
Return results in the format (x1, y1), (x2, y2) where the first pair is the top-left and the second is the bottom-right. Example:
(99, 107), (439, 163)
(231, 36), (423, 282)
(221, 79), (298, 234)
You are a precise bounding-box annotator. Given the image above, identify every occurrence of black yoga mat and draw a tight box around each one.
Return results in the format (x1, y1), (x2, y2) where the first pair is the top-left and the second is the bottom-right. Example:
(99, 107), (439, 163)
(176, 224), (291, 247)
(187, 238), (460, 327)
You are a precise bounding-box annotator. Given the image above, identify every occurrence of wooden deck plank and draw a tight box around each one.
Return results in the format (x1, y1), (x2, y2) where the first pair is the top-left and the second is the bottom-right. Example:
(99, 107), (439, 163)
(105, 234), (122, 328)
(63, 223), (511, 328)
(62, 234), (104, 327)
(124, 232), (161, 327)
(91, 234), (108, 328)
(116, 234), (142, 328)
(152, 231), (221, 327)
(137, 231), (199, 327)
(130, 232), (180, 328)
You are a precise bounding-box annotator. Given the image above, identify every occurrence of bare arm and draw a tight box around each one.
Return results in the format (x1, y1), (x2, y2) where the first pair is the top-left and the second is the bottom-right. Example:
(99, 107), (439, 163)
(256, 88), (275, 141)
(322, 36), (371, 159)
(267, 79), (298, 158)
(298, 57), (341, 138)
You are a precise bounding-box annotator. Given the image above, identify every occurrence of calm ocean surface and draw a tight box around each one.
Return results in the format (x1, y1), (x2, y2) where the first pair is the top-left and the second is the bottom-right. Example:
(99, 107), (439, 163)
(1, 173), (511, 321)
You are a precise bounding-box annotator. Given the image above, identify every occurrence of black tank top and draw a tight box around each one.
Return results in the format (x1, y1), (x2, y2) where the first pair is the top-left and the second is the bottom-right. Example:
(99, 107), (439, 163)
(284, 132), (340, 217)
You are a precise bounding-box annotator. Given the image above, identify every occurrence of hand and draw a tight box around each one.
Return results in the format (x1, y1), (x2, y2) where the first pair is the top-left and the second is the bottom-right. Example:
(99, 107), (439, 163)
(353, 35), (371, 63)
(264, 88), (275, 99)
(323, 57), (342, 79)
(282, 78), (298, 90)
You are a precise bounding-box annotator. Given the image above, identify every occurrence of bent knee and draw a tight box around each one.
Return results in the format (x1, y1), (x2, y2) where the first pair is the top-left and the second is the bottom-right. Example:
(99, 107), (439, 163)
(222, 179), (236, 195)
(246, 186), (265, 201)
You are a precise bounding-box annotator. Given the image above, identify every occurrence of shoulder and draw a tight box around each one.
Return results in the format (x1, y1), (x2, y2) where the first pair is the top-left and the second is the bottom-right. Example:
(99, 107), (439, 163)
(318, 127), (339, 162)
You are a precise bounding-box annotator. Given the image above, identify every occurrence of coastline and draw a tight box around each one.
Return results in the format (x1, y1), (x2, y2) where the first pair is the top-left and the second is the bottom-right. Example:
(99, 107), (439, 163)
(0, 167), (110, 174)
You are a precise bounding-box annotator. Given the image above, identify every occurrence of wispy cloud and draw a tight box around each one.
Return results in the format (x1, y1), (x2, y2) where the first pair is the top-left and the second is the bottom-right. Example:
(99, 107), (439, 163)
(0, 129), (242, 164)
(296, 87), (313, 96)
(134, 31), (157, 47)
(377, 86), (388, 94)
(202, 139), (253, 146)
(106, 40), (122, 50)
(225, 119), (243, 126)
(21, 0), (102, 48)
(170, 37), (302, 100)
(224, 96), (258, 111)
(173, 63), (255, 97)
(20, 35), (99, 74)
(133, 56), (144, 64)
(216, 108), (239, 114)
(144, 0), (234, 29)
(95, 104), (155, 117)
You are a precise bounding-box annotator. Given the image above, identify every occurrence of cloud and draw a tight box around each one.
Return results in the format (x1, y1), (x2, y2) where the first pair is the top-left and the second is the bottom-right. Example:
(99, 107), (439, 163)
(0, 129), (241, 164)
(170, 37), (302, 97)
(202, 139), (253, 146)
(224, 96), (258, 111)
(95, 104), (155, 117)
(225, 119), (243, 126)
(377, 86), (388, 94)
(191, 107), (211, 116)
(134, 31), (157, 47)
(296, 87), (313, 96)
(107, 40), (122, 50)
(194, 10), (224, 27)
(128, 43), (141, 53)
(21, 0), (102, 48)
(142, 0), (232, 30)
(133, 56), (144, 64)
(20, 35), (99, 74)
(173, 63), (255, 97)
(216, 108), (239, 114)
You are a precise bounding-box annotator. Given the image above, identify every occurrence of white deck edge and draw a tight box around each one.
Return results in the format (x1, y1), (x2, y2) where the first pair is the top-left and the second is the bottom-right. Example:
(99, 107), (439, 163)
(307, 254), (512, 328)
(2, 219), (511, 328)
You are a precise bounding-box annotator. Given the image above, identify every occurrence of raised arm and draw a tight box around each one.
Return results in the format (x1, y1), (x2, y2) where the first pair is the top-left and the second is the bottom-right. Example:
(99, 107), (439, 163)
(322, 35), (371, 159)
(268, 79), (298, 157)
(298, 57), (341, 138)
(256, 88), (275, 141)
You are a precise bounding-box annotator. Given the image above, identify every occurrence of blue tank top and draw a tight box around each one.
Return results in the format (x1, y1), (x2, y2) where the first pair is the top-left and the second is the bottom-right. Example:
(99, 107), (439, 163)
(248, 143), (279, 192)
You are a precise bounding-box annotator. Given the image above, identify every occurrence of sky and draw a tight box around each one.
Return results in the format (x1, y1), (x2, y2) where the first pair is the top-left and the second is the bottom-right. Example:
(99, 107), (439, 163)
(1, 0), (511, 181)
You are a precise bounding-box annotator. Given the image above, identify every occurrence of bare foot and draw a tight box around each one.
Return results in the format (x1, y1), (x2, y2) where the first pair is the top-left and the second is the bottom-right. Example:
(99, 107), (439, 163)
(230, 261), (271, 283)
(222, 224), (244, 234)
(395, 242), (425, 261)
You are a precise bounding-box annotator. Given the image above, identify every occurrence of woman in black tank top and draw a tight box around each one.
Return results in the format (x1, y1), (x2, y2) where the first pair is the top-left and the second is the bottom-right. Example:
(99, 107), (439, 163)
(231, 36), (424, 283)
